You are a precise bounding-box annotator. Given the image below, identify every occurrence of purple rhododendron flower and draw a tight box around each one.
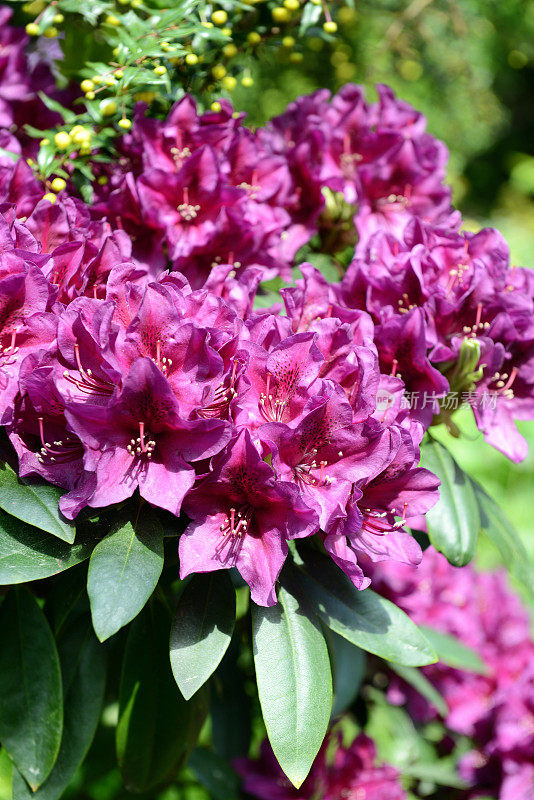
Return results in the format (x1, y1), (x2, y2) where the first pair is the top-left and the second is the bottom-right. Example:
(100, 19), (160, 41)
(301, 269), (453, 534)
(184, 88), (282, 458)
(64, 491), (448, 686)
(373, 547), (534, 799)
(235, 732), (406, 800)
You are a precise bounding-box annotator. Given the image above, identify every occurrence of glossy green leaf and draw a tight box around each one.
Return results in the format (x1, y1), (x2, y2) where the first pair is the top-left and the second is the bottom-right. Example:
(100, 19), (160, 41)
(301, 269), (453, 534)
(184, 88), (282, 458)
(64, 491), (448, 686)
(296, 550), (437, 666)
(252, 573), (332, 788)
(87, 509), (164, 641)
(188, 748), (240, 800)
(170, 571), (236, 700)
(0, 464), (75, 543)
(420, 439), (479, 566)
(324, 628), (366, 718)
(389, 664), (448, 717)
(473, 481), (534, 594)
(0, 588), (63, 791)
(12, 616), (106, 800)
(117, 602), (209, 793)
(420, 626), (487, 674)
(0, 510), (94, 585)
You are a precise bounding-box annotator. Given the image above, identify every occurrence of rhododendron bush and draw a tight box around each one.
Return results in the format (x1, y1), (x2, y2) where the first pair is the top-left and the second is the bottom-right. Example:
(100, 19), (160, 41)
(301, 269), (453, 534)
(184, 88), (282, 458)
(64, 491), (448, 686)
(0, 3), (533, 800)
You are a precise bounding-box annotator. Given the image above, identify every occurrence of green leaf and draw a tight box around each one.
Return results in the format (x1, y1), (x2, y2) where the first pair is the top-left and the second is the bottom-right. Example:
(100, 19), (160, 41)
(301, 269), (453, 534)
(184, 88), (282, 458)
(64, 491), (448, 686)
(188, 749), (240, 800)
(0, 510), (94, 584)
(419, 626), (487, 674)
(87, 508), (164, 641)
(12, 616), (106, 800)
(324, 628), (366, 718)
(170, 571), (236, 700)
(473, 481), (534, 594)
(296, 550), (437, 666)
(420, 438), (479, 566)
(252, 572), (332, 788)
(0, 588), (63, 791)
(0, 463), (75, 543)
(389, 664), (448, 717)
(117, 602), (209, 792)
(401, 762), (468, 789)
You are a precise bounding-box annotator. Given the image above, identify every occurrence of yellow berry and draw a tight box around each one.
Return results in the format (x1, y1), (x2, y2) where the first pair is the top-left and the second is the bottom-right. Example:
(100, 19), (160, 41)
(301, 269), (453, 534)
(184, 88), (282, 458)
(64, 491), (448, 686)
(210, 102), (222, 112)
(241, 75), (254, 87)
(283, 0), (300, 9)
(40, 138), (49, 146)
(290, 51), (303, 62)
(104, 76), (116, 86)
(131, 0), (142, 6)
(92, 75), (104, 84)
(185, 53), (198, 65)
(25, 22), (40, 36)
(118, 118), (132, 130)
(105, 14), (121, 26)
(97, 176), (109, 185)
(115, 69), (124, 79)
(223, 43), (238, 57)
(221, 27), (232, 36)
(54, 132), (71, 149)
(99, 99), (118, 116)
(211, 9), (228, 25)
(85, 91), (95, 100)
(43, 26), (58, 38)
(153, 65), (167, 76)
(53, 13), (64, 23)
(117, 0), (129, 4)
(247, 31), (261, 44)
(202, 21), (214, 28)
(271, 7), (290, 23)
(50, 177), (66, 192)
(212, 64), (227, 80)
(323, 20), (338, 33)
(80, 79), (94, 93)
(282, 35), (295, 47)
(43, 193), (57, 204)
(222, 75), (237, 90)
(112, 47), (120, 56)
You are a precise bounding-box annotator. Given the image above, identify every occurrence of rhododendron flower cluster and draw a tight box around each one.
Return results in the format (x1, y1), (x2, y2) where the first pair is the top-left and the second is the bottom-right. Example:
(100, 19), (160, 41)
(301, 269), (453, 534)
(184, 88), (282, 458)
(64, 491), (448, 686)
(373, 547), (534, 800)
(235, 732), (407, 800)
(1, 5), (533, 610)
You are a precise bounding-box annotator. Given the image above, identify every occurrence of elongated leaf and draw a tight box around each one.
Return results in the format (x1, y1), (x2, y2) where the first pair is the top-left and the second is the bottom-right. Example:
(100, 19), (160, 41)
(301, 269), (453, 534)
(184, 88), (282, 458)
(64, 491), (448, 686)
(170, 571), (236, 700)
(296, 551), (436, 666)
(188, 748), (240, 800)
(0, 510), (94, 584)
(252, 573), (332, 788)
(389, 664), (448, 717)
(325, 628), (366, 718)
(12, 616), (106, 800)
(473, 481), (534, 594)
(420, 626), (487, 674)
(402, 762), (468, 789)
(0, 464), (75, 543)
(211, 637), (252, 761)
(0, 588), (63, 791)
(420, 439), (479, 566)
(87, 509), (164, 641)
(117, 602), (209, 792)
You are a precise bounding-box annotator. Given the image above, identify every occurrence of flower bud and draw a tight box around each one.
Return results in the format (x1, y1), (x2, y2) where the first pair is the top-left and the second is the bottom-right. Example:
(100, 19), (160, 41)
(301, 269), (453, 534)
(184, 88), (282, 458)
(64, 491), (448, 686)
(54, 132), (71, 150)
(50, 177), (66, 192)
(211, 9), (228, 25)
